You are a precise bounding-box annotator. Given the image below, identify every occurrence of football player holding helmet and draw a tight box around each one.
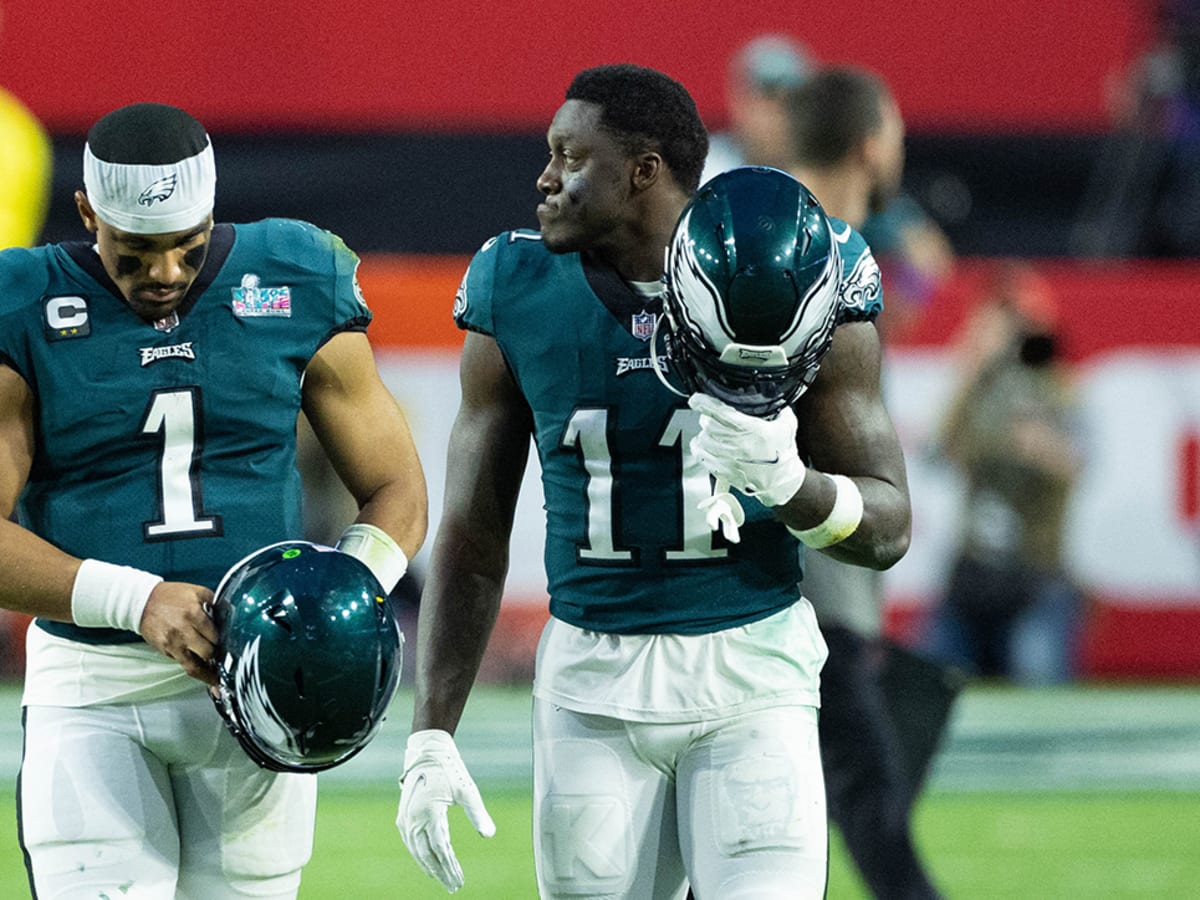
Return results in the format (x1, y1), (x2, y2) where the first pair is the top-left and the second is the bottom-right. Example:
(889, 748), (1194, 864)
(658, 166), (848, 539)
(211, 541), (402, 773)
(660, 165), (842, 417)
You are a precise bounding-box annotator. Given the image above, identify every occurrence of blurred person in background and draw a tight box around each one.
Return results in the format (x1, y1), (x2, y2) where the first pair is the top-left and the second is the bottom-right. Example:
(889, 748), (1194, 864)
(700, 33), (815, 183)
(704, 34), (953, 342)
(1072, 0), (1200, 256)
(787, 65), (947, 900)
(857, 191), (954, 346)
(922, 263), (1085, 685)
(788, 68), (905, 236)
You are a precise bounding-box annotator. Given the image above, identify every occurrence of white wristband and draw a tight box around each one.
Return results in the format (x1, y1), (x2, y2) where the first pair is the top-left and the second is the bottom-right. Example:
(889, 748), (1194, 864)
(336, 523), (408, 594)
(788, 474), (864, 549)
(70, 558), (163, 634)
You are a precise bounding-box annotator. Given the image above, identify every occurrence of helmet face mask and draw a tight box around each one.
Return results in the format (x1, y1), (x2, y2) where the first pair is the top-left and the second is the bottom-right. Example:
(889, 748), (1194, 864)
(662, 166), (841, 417)
(211, 541), (403, 773)
(663, 320), (826, 418)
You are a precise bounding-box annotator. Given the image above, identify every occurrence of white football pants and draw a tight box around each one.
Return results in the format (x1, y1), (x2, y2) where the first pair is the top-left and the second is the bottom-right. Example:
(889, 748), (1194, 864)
(19, 687), (316, 899)
(533, 698), (827, 899)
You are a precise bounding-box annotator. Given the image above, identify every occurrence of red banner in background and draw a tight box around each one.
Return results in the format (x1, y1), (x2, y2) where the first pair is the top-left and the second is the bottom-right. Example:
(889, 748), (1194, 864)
(0, 0), (1147, 134)
(894, 257), (1200, 355)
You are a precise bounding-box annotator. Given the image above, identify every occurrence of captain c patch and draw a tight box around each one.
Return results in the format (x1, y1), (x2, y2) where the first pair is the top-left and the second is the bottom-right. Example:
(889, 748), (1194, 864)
(43, 296), (91, 341)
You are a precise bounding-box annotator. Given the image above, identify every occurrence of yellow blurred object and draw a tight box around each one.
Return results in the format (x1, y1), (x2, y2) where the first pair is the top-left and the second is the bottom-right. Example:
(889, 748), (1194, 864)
(0, 86), (52, 248)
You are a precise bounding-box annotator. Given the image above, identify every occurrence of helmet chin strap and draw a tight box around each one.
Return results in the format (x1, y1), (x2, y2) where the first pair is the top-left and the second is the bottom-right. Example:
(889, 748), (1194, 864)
(650, 313), (688, 399)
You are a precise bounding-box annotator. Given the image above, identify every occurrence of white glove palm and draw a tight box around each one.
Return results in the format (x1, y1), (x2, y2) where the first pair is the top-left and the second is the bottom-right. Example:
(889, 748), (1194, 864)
(397, 729), (496, 893)
(689, 393), (807, 508)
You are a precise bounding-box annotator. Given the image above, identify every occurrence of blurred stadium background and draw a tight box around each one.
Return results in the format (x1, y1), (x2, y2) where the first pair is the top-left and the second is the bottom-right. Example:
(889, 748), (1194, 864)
(1, 0), (1198, 896)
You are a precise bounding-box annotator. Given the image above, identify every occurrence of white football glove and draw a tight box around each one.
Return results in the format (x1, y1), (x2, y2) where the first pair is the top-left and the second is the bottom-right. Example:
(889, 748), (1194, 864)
(689, 393), (807, 508)
(397, 729), (496, 893)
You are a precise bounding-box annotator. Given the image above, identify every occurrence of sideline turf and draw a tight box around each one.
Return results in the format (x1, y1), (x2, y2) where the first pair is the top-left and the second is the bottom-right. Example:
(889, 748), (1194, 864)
(2, 787), (1194, 898)
(299, 787), (1200, 899)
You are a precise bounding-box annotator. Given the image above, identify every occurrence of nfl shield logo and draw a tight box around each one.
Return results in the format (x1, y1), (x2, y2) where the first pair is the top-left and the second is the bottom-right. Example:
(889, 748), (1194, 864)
(631, 310), (656, 342)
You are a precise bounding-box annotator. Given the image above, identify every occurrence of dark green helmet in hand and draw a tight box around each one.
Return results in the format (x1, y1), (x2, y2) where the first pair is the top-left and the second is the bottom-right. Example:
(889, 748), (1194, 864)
(662, 165), (841, 416)
(211, 541), (402, 773)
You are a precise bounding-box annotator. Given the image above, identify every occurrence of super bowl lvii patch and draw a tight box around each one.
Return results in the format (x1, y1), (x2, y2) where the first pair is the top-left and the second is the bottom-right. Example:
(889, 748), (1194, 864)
(232, 273), (291, 317)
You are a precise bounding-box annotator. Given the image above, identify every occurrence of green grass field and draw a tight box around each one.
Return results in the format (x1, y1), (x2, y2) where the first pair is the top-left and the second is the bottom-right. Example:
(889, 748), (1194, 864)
(1, 683), (1198, 897)
(0, 787), (1195, 898)
(301, 787), (1200, 899)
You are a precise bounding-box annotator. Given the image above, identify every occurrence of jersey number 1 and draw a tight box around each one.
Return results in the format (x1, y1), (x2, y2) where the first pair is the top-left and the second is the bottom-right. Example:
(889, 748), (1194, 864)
(140, 388), (221, 540)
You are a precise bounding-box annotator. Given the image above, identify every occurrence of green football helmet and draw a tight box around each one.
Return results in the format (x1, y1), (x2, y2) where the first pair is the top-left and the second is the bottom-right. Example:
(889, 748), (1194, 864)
(661, 166), (841, 416)
(211, 540), (402, 773)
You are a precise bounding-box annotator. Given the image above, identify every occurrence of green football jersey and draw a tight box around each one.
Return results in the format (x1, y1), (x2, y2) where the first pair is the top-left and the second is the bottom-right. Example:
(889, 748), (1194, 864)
(829, 217), (885, 325)
(0, 219), (370, 644)
(455, 231), (806, 636)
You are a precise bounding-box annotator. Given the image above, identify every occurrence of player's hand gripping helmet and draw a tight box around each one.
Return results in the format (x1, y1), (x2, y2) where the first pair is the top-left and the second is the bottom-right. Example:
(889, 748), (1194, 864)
(211, 541), (403, 773)
(660, 166), (842, 416)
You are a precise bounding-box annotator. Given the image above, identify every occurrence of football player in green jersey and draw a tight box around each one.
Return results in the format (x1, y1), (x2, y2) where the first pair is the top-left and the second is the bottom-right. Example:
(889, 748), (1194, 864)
(397, 65), (910, 899)
(0, 103), (427, 897)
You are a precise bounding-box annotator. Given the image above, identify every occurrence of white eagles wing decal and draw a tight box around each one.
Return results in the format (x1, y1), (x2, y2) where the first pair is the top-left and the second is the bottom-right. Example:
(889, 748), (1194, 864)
(235, 635), (302, 757)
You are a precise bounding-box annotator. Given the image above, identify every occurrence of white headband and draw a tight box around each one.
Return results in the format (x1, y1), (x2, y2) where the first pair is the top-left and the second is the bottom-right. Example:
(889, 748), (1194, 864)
(83, 139), (216, 234)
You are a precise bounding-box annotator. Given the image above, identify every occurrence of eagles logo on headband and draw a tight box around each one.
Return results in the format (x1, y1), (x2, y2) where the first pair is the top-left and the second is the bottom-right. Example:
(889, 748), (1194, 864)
(83, 103), (216, 235)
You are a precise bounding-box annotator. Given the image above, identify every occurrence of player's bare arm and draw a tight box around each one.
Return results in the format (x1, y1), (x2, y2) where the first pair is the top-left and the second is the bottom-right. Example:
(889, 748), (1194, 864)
(411, 330), (533, 735)
(0, 363), (82, 617)
(0, 363), (219, 681)
(788, 320), (912, 569)
(302, 329), (428, 561)
(398, 331), (520, 892)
